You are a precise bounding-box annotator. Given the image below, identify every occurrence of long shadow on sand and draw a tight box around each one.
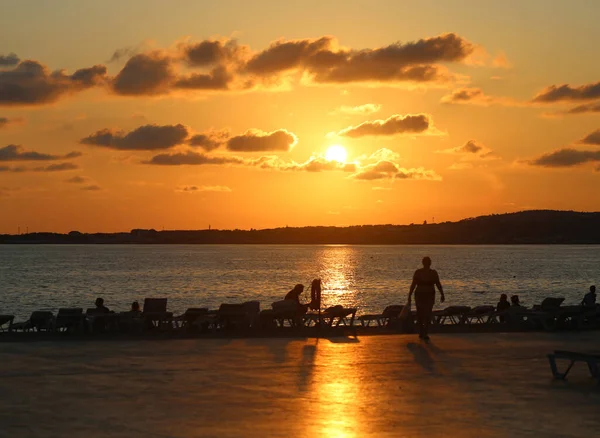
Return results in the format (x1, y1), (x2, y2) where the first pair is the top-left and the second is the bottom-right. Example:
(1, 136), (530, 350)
(407, 342), (436, 373)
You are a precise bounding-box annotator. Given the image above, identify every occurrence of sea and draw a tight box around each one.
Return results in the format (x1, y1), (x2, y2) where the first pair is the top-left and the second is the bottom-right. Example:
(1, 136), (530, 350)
(0, 244), (598, 320)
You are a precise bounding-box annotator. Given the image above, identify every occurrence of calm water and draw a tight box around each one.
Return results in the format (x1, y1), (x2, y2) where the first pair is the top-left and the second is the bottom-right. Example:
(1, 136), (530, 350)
(0, 245), (598, 319)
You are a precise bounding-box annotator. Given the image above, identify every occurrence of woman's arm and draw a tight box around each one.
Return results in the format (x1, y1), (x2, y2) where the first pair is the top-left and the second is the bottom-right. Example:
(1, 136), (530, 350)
(434, 270), (445, 303)
(409, 271), (417, 297)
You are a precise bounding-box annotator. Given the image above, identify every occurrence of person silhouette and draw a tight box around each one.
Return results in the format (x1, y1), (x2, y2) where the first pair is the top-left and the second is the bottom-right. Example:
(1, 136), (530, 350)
(285, 284), (310, 312)
(408, 256), (445, 341)
(497, 294), (511, 312)
(510, 295), (521, 307)
(582, 285), (596, 307)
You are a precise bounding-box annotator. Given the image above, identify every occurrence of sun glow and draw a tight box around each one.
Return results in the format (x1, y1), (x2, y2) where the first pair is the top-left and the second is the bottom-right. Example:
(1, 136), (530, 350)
(325, 145), (348, 163)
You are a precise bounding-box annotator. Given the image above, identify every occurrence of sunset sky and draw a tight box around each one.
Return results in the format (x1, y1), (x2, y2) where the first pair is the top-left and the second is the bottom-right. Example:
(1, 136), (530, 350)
(1, 0), (599, 233)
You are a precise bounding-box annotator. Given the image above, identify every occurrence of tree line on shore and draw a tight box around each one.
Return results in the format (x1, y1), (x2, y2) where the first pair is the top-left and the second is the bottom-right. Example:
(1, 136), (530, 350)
(2, 210), (600, 244)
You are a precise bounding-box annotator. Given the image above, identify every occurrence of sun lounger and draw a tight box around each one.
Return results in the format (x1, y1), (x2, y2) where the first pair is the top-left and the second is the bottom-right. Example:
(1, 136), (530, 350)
(173, 308), (209, 330)
(547, 350), (600, 383)
(305, 305), (357, 327)
(195, 302), (259, 332)
(0, 314), (15, 332)
(432, 306), (471, 325)
(270, 300), (305, 328)
(55, 308), (84, 332)
(143, 298), (173, 330)
(10, 311), (54, 332)
(358, 305), (404, 327)
(463, 306), (496, 325)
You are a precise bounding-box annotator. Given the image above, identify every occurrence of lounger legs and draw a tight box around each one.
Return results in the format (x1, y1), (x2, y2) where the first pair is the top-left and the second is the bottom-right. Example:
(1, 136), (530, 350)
(547, 354), (575, 380)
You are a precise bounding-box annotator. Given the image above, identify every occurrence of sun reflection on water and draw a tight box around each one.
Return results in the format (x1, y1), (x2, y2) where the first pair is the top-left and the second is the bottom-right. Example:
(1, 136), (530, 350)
(315, 246), (358, 309)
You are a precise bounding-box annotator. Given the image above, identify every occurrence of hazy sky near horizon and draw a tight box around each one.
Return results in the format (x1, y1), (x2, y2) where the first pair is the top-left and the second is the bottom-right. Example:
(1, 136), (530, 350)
(1, 0), (599, 233)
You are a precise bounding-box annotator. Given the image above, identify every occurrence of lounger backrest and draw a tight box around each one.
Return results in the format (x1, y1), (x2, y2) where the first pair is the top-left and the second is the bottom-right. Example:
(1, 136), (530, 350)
(57, 308), (83, 316)
(243, 301), (260, 316)
(86, 307), (102, 315)
(143, 298), (168, 313)
(55, 308), (83, 325)
(382, 305), (404, 318)
(540, 297), (565, 310)
(30, 311), (54, 327)
(473, 305), (495, 314)
(272, 300), (298, 312)
(444, 306), (471, 314)
(218, 303), (247, 316)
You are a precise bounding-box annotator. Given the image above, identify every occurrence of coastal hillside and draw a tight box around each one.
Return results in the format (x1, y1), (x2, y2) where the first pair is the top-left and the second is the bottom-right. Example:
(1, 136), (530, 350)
(2, 210), (600, 244)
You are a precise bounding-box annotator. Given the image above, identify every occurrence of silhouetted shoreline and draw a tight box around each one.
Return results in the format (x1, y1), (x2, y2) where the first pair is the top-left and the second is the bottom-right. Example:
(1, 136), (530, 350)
(2, 210), (600, 244)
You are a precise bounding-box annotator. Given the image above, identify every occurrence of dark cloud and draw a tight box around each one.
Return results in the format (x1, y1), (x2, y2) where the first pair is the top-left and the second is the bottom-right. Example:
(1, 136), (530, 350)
(82, 185), (101, 191)
(564, 102), (600, 115)
(226, 129), (298, 152)
(529, 148), (600, 167)
(108, 47), (139, 63)
(174, 66), (231, 90)
(145, 151), (244, 166)
(66, 176), (87, 184)
(532, 81), (600, 103)
(177, 185), (232, 192)
(81, 124), (189, 150)
(0, 165), (25, 172)
(336, 114), (431, 138)
(188, 130), (229, 151)
(459, 140), (483, 153)
(0, 60), (107, 106)
(580, 129), (600, 146)
(111, 52), (175, 95)
(441, 87), (492, 105)
(245, 33), (474, 84)
(0, 144), (81, 161)
(34, 162), (79, 172)
(438, 140), (498, 166)
(183, 39), (245, 67)
(0, 53), (20, 66)
(245, 37), (333, 75)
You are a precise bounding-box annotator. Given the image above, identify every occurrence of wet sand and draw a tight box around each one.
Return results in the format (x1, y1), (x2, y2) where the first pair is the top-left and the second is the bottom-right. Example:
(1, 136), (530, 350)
(1, 332), (599, 437)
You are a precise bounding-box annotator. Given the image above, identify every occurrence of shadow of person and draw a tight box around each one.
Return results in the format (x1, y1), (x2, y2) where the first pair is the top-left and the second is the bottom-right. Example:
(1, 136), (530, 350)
(298, 341), (318, 392)
(407, 342), (436, 373)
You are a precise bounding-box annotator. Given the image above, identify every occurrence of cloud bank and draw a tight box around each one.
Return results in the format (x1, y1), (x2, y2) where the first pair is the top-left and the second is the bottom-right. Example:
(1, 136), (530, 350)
(81, 124), (189, 150)
(335, 114), (432, 138)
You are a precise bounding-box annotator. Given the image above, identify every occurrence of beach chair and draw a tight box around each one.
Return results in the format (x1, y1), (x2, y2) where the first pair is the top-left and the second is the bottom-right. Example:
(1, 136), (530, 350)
(547, 350), (600, 383)
(308, 305), (357, 327)
(143, 298), (173, 330)
(54, 308), (84, 332)
(10, 311), (54, 332)
(433, 306), (471, 325)
(533, 297), (565, 312)
(464, 306), (496, 325)
(358, 305), (404, 327)
(0, 314), (15, 332)
(271, 300), (305, 328)
(173, 307), (209, 330)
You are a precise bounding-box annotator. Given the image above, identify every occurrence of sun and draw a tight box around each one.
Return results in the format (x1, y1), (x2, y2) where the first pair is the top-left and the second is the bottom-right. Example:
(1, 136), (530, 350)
(325, 145), (348, 163)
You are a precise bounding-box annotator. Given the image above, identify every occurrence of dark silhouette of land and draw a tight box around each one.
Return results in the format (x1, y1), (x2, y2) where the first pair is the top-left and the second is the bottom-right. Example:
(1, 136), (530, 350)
(2, 210), (600, 244)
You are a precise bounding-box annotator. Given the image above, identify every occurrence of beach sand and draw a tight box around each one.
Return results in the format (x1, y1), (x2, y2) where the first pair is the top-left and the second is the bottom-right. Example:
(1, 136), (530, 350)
(1, 332), (599, 437)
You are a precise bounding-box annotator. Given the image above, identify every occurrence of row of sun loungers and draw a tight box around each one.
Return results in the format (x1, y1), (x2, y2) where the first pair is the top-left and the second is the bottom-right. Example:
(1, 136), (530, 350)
(2, 297), (599, 335)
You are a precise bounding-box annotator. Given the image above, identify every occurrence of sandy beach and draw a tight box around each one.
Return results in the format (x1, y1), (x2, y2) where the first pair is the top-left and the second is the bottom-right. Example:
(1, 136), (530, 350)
(1, 332), (599, 437)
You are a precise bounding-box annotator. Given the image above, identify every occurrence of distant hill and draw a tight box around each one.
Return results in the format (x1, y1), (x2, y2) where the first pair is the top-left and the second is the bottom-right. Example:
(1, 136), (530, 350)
(2, 210), (600, 244)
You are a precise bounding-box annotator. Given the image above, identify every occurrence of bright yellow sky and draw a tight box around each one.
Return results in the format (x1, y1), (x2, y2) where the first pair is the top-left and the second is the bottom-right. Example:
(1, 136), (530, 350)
(1, 0), (599, 233)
